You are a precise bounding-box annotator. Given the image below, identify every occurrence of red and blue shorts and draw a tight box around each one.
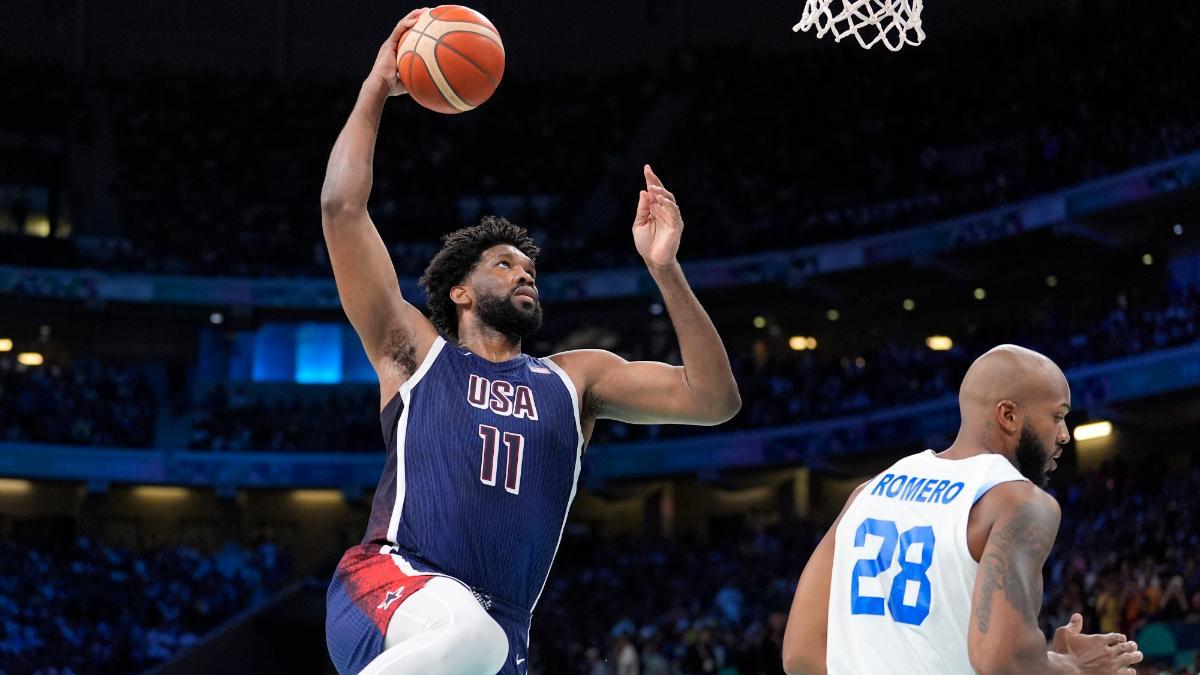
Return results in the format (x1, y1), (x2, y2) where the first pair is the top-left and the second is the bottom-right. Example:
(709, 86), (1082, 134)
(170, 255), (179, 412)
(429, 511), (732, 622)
(325, 543), (435, 675)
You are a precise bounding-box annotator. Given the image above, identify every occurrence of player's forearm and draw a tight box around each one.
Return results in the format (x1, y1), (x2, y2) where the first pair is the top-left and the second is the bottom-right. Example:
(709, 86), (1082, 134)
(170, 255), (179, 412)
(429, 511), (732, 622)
(320, 76), (390, 215)
(649, 261), (741, 422)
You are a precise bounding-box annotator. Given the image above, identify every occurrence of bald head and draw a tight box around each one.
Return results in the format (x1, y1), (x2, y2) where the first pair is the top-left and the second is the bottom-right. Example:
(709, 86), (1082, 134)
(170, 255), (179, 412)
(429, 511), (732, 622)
(946, 345), (1072, 485)
(958, 344), (1068, 418)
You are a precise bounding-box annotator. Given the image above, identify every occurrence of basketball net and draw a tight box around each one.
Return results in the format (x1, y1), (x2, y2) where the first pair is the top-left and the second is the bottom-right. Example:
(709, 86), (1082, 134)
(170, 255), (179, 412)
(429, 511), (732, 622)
(793, 0), (925, 51)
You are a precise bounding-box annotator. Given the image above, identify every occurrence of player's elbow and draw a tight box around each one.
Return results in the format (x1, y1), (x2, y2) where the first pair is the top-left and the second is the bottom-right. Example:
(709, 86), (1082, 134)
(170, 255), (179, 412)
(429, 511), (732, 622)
(712, 387), (742, 423)
(693, 386), (742, 425)
(319, 194), (358, 220)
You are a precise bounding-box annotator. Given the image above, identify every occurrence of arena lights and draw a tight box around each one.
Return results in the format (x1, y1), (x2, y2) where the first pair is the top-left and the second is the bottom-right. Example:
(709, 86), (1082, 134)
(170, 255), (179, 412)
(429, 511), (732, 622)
(1142, 253), (1154, 266)
(925, 336), (953, 351)
(1046, 275), (1058, 287)
(0, 479), (33, 495)
(826, 309), (840, 321)
(16, 352), (43, 366)
(753, 316), (767, 329)
(1073, 421), (1113, 442)
(973, 288), (987, 300)
(788, 336), (818, 351)
(210, 312), (224, 325)
(292, 489), (344, 504)
(132, 485), (190, 500)
(1174, 224), (1184, 236)
(0, 338), (11, 352)
(902, 298), (916, 311)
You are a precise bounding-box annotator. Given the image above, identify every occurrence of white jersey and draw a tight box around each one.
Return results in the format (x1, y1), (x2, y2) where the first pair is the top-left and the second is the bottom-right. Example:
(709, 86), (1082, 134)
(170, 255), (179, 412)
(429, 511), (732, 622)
(826, 450), (1028, 674)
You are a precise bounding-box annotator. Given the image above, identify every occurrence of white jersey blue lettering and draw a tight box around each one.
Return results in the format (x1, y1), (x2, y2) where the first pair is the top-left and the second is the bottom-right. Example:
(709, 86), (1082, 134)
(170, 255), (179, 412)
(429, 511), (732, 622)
(826, 450), (1028, 674)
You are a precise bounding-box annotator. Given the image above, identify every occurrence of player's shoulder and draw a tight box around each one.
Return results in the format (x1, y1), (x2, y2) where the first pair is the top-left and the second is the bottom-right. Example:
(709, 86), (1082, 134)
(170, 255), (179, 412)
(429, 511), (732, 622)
(546, 349), (624, 381)
(976, 480), (1061, 529)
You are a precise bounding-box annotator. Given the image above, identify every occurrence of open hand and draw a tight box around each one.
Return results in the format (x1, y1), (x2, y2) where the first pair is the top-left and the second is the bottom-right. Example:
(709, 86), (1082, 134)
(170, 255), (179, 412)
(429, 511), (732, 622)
(632, 164), (683, 270)
(370, 8), (428, 96)
(1053, 613), (1143, 674)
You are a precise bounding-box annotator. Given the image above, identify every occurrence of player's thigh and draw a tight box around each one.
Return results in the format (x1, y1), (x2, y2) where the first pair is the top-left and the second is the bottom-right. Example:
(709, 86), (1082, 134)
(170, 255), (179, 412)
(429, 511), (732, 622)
(363, 577), (508, 674)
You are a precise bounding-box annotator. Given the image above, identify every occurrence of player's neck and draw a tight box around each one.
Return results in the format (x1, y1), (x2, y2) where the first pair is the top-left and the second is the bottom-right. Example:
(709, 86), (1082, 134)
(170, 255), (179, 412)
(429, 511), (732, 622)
(939, 426), (1007, 460)
(457, 322), (523, 362)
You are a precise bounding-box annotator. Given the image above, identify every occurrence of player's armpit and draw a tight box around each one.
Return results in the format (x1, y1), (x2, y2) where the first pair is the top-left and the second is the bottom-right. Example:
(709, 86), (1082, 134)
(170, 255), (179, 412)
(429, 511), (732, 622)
(782, 483), (867, 675)
(322, 207), (439, 392)
(549, 349), (739, 425)
(967, 483), (1062, 674)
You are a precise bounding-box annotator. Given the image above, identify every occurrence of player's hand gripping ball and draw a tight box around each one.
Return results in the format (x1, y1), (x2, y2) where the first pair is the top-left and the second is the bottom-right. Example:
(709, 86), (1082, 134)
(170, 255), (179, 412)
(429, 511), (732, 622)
(396, 5), (505, 114)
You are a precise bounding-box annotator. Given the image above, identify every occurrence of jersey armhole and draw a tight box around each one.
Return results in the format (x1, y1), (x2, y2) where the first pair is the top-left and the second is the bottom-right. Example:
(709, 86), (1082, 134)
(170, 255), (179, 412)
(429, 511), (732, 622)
(539, 357), (583, 447)
(972, 476), (1027, 504)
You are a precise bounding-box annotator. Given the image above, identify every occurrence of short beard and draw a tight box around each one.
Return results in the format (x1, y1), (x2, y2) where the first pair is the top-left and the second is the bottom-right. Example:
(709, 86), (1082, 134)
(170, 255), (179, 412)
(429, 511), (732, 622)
(475, 289), (543, 343)
(1014, 422), (1049, 487)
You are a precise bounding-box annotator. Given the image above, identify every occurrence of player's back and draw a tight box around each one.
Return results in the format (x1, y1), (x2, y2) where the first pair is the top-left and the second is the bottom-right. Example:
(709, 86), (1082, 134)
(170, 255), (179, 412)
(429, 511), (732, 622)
(826, 450), (1027, 674)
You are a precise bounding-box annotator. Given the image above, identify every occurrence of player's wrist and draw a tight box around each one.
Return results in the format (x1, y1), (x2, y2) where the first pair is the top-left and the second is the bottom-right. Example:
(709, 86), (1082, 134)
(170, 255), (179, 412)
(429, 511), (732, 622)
(643, 257), (681, 276)
(1046, 650), (1083, 675)
(361, 73), (394, 99)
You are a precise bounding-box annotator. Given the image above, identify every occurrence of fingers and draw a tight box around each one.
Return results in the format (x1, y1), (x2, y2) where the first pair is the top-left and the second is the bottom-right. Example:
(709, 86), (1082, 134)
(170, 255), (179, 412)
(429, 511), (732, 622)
(1116, 648), (1143, 667)
(1104, 632), (1127, 646)
(388, 8), (427, 44)
(1108, 634), (1137, 653)
(633, 190), (651, 225)
(1068, 613), (1083, 632)
(643, 163), (662, 188)
(648, 184), (676, 207)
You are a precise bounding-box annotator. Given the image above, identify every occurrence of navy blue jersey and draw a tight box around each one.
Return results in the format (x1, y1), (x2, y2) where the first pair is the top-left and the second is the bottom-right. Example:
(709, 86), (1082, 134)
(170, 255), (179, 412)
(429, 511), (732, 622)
(361, 337), (583, 613)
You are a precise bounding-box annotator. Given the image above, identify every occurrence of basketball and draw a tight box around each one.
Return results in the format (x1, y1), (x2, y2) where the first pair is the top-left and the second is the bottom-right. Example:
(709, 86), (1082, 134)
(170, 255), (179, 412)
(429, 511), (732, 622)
(396, 5), (505, 114)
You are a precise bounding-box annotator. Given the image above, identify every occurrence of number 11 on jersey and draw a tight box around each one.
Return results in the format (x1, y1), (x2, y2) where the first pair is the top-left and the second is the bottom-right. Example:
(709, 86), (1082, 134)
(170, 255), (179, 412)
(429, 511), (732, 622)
(479, 424), (525, 494)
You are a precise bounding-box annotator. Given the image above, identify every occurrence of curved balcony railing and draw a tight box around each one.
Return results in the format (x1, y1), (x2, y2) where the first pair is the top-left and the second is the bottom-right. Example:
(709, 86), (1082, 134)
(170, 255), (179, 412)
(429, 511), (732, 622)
(1, 151), (1198, 308)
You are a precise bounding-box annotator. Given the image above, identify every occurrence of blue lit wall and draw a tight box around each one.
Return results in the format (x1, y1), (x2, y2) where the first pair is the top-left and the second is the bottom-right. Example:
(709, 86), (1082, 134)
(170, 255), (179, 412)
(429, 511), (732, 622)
(199, 323), (374, 384)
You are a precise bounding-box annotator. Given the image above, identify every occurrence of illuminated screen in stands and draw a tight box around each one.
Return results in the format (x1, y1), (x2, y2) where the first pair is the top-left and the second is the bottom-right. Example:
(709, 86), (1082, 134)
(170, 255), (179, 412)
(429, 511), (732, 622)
(198, 323), (374, 384)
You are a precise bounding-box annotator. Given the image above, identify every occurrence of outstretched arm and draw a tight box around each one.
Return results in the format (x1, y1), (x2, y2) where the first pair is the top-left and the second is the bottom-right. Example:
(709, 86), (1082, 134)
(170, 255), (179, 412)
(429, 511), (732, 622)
(968, 483), (1142, 674)
(552, 165), (740, 426)
(321, 9), (438, 399)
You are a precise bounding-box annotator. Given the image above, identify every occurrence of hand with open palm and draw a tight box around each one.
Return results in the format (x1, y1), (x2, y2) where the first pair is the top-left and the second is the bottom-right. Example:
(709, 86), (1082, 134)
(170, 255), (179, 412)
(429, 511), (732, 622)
(632, 164), (684, 271)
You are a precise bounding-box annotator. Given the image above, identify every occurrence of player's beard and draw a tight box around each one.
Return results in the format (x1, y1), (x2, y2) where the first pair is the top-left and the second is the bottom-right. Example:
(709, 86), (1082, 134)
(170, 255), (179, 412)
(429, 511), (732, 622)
(1014, 421), (1051, 487)
(475, 287), (543, 343)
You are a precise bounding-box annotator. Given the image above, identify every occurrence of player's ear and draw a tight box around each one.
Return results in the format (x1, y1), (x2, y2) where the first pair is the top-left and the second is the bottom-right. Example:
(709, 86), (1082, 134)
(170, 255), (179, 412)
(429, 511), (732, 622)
(995, 399), (1019, 435)
(450, 285), (472, 309)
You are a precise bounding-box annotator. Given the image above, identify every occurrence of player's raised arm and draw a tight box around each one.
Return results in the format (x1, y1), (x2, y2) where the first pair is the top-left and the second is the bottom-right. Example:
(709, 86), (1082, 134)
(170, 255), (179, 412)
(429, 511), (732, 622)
(320, 9), (438, 395)
(551, 165), (740, 426)
(967, 482), (1142, 674)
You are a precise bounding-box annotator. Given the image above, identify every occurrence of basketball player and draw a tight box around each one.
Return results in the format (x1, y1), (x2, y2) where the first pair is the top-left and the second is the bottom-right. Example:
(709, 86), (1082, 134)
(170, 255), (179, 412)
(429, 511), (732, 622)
(781, 345), (1145, 674)
(321, 11), (741, 675)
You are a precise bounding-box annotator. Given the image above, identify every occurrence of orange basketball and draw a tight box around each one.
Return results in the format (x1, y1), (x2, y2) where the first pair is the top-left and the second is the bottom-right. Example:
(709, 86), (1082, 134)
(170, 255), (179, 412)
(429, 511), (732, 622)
(396, 5), (505, 114)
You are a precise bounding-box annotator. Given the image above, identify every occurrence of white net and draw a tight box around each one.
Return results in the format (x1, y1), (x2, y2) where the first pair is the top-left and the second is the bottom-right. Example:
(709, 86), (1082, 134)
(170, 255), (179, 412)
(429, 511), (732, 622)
(793, 0), (925, 51)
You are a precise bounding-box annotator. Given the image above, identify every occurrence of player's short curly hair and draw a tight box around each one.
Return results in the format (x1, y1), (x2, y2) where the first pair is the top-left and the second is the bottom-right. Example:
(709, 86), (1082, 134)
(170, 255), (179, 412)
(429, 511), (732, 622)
(419, 216), (540, 341)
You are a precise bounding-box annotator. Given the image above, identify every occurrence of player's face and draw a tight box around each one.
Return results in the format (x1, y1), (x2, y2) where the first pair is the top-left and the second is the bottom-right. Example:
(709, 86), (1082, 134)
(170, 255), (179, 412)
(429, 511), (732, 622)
(1016, 377), (1072, 487)
(471, 245), (542, 339)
